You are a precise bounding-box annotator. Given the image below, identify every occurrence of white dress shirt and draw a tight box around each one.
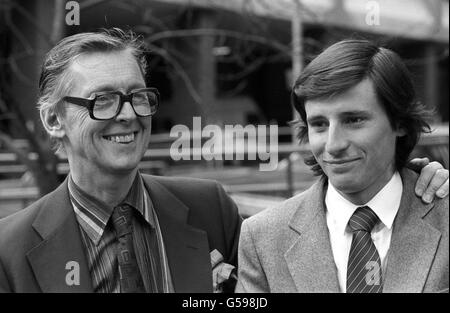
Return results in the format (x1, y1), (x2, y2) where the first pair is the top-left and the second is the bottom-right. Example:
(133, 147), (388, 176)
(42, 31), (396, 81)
(325, 172), (403, 293)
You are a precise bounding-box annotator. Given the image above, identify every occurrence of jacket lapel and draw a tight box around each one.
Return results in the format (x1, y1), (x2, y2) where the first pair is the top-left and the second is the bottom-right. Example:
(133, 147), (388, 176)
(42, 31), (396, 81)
(285, 177), (341, 292)
(142, 176), (212, 292)
(383, 169), (441, 292)
(27, 178), (93, 292)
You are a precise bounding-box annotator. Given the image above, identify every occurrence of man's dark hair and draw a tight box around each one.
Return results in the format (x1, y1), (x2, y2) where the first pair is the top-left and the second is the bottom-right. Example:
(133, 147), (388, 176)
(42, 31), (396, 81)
(291, 39), (431, 175)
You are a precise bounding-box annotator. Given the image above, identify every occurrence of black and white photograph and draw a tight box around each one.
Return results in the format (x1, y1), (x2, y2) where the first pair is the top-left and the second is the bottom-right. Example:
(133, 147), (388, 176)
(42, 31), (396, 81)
(0, 0), (448, 301)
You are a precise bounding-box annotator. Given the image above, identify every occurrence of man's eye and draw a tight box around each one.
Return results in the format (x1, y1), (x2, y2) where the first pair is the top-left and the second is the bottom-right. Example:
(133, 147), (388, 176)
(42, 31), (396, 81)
(345, 117), (365, 124)
(309, 121), (328, 130)
(95, 94), (116, 105)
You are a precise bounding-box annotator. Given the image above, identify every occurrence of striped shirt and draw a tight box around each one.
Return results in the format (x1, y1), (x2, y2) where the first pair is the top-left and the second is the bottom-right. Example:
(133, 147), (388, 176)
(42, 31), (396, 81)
(68, 173), (174, 293)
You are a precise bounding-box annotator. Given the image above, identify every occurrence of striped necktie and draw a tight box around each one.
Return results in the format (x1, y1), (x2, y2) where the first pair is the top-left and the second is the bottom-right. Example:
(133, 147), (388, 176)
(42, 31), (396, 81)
(346, 206), (383, 293)
(111, 204), (146, 293)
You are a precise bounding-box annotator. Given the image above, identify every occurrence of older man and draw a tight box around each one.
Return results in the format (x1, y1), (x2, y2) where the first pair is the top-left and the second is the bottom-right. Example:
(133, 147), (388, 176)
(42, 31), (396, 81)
(237, 40), (449, 293)
(0, 29), (241, 292)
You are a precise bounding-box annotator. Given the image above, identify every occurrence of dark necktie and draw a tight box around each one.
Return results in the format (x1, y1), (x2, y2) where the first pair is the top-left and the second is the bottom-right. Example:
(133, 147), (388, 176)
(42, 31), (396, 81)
(111, 204), (145, 293)
(346, 206), (383, 293)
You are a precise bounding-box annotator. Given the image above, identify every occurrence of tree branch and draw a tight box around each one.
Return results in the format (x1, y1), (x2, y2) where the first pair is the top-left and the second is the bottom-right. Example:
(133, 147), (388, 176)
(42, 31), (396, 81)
(147, 43), (203, 104)
(51, 0), (66, 44)
(145, 28), (291, 56)
(11, 1), (53, 44)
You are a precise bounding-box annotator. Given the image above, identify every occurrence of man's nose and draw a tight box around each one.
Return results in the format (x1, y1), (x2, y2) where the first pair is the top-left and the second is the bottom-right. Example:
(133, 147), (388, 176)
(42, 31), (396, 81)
(116, 101), (137, 122)
(325, 124), (349, 156)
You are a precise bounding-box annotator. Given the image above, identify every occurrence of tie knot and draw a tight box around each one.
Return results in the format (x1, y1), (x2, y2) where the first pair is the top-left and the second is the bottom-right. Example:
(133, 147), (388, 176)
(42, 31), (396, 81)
(111, 204), (133, 237)
(348, 206), (380, 233)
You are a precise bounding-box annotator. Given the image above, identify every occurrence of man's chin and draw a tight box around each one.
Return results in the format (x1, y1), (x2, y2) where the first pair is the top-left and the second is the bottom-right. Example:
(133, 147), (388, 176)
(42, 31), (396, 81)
(328, 175), (362, 194)
(102, 159), (140, 174)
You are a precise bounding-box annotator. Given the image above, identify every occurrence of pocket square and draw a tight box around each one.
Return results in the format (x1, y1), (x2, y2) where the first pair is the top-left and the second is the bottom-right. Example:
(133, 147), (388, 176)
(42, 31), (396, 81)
(210, 249), (237, 293)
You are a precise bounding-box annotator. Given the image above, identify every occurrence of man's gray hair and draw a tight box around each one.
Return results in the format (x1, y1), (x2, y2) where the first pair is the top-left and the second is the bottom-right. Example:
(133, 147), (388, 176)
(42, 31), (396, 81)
(37, 28), (148, 154)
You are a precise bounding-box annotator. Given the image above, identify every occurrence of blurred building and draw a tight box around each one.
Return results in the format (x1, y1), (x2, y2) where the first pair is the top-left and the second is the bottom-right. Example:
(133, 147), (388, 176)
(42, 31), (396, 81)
(1, 0), (449, 137)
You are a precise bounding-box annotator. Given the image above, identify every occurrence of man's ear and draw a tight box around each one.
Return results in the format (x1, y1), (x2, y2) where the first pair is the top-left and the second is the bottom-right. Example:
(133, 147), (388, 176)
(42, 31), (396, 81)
(395, 124), (407, 137)
(40, 108), (65, 139)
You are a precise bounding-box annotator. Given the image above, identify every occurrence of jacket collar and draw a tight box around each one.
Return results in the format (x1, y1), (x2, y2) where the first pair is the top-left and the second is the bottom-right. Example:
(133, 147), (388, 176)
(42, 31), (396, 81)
(285, 169), (442, 293)
(28, 177), (93, 292)
(28, 174), (213, 293)
(382, 169), (441, 292)
(136, 175), (213, 292)
(285, 176), (341, 292)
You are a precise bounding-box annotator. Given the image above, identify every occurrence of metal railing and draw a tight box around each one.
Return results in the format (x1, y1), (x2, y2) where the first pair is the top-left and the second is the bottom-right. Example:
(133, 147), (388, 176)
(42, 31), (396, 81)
(0, 125), (448, 216)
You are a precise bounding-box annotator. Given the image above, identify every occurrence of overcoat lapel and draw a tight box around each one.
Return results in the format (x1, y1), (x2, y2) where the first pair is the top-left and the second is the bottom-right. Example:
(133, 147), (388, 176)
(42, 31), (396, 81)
(285, 177), (341, 292)
(27, 178), (93, 292)
(142, 176), (212, 292)
(383, 170), (441, 292)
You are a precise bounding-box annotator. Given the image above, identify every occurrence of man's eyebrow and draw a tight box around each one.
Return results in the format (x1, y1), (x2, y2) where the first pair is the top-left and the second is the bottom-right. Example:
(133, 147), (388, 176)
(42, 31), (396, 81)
(306, 114), (325, 123)
(86, 84), (115, 94)
(339, 110), (372, 117)
(306, 110), (372, 123)
(86, 83), (146, 95)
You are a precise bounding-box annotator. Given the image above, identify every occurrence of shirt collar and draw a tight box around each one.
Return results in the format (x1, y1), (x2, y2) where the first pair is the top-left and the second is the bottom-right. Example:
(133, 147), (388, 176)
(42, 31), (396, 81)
(68, 172), (147, 244)
(325, 171), (403, 235)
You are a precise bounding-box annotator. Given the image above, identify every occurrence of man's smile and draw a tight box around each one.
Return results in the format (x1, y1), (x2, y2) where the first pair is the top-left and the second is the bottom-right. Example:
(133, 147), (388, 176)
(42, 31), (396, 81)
(323, 157), (360, 165)
(102, 131), (138, 144)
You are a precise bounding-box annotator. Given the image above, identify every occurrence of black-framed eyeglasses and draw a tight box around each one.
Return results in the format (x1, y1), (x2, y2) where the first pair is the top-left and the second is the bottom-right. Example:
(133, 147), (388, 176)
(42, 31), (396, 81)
(61, 87), (159, 120)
